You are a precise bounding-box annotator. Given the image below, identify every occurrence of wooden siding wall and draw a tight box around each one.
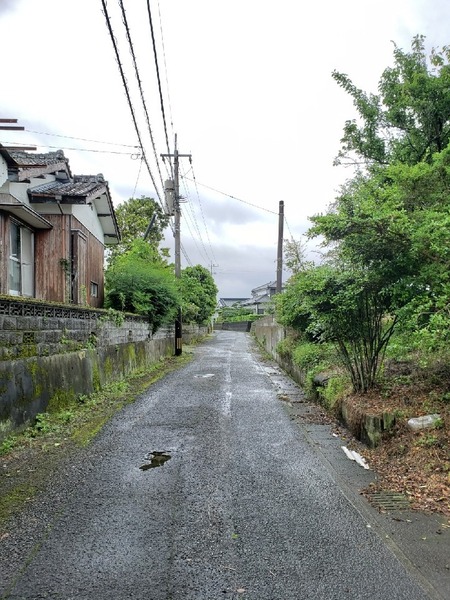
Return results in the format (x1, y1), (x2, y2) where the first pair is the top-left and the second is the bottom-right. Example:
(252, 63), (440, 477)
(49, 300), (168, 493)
(35, 215), (105, 308)
(88, 232), (105, 308)
(35, 214), (71, 303)
(74, 217), (105, 308)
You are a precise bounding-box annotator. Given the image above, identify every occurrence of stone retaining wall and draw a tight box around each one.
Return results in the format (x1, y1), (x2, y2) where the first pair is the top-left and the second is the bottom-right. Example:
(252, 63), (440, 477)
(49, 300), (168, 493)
(251, 316), (394, 447)
(0, 297), (207, 438)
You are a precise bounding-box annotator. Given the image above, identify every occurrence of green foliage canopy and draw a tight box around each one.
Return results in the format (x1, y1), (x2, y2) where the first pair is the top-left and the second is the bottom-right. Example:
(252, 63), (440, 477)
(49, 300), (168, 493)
(333, 35), (450, 167)
(278, 35), (450, 392)
(180, 265), (218, 325)
(108, 196), (169, 266)
(105, 240), (179, 333)
(276, 264), (398, 392)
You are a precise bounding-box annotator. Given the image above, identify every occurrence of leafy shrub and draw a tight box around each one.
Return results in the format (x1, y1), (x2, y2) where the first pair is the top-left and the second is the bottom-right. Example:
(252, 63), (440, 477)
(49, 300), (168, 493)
(180, 265), (218, 325)
(105, 256), (179, 333)
(318, 374), (351, 410)
(293, 342), (332, 371)
(276, 337), (296, 359)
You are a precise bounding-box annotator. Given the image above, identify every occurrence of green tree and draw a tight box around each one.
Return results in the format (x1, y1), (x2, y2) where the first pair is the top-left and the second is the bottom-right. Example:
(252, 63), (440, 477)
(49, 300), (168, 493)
(303, 145), (450, 386)
(333, 35), (450, 167)
(108, 196), (170, 265)
(105, 240), (179, 333)
(180, 265), (218, 325)
(276, 264), (398, 392)
(278, 35), (450, 391)
(283, 237), (309, 276)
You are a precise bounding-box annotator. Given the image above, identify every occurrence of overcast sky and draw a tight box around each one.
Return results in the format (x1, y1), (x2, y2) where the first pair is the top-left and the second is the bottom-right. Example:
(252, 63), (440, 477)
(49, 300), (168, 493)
(2, 0), (450, 298)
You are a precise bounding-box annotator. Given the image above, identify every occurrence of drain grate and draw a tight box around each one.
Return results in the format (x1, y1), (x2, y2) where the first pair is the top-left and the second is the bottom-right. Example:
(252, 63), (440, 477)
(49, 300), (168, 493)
(366, 491), (411, 511)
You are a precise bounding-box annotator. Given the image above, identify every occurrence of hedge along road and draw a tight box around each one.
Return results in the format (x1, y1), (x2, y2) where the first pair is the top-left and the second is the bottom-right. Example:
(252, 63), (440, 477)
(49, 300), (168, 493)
(0, 331), (434, 599)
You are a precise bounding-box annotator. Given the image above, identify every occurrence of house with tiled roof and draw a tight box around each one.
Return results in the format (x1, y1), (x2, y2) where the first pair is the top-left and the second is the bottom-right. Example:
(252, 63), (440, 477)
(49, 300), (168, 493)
(0, 146), (120, 307)
(217, 297), (249, 308)
(239, 281), (279, 314)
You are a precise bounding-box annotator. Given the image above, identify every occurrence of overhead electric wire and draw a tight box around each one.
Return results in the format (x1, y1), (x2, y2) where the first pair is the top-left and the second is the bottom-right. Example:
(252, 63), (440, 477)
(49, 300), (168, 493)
(183, 177), (278, 215)
(118, 0), (165, 191)
(181, 175), (211, 261)
(180, 242), (193, 266)
(180, 175), (213, 265)
(160, 155), (173, 180)
(284, 216), (294, 239)
(100, 0), (163, 207)
(146, 0), (172, 177)
(156, 0), (174, 135)
(132, 156), (144, 198)
(24, 129), (139, 149)
(191, 162), (217, 264)
(181, 205), (210, 265)
(4, 141), (139, 156)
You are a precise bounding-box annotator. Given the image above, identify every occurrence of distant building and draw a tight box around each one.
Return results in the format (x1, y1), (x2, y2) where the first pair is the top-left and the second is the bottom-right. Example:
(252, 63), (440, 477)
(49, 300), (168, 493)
(217, 297), (250, 308)
(218, 281), (282, 316)
(239, 281), (279, 315)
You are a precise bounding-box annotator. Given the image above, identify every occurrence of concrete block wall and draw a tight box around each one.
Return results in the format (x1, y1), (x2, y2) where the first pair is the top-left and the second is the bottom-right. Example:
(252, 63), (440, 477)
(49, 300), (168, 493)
(0, 297), (208, 438)
(0, 298), (153, 360)
(251, 315), (286, 359)
(251, 315), (394, 447)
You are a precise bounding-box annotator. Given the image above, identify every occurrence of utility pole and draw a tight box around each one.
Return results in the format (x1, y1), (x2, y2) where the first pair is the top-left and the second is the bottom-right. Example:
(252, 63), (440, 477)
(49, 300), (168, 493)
(161, 134), (191, 356)
(276, 200), (284, 293)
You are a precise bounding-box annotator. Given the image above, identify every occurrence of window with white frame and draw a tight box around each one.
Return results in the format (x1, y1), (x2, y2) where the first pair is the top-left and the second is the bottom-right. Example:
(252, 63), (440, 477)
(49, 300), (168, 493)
(9, 220), (34, 297)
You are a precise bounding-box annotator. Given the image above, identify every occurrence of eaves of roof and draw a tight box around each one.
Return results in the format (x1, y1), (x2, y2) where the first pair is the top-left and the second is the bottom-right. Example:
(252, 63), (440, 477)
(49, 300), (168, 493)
(0, 147), (72, 181)
(240, 293), (271, 306)
(251, 281), (277, 294)
(27, 177), (120, 244)
(0, 193), (53, 229)
(28, 179), (106, 203)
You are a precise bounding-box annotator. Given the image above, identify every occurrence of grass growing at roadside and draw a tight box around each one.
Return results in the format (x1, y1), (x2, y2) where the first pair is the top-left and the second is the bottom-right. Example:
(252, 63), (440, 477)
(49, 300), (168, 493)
(0, 350), (195, 531)
(0, 352), (193, 457)
(0, 483), (36, 524)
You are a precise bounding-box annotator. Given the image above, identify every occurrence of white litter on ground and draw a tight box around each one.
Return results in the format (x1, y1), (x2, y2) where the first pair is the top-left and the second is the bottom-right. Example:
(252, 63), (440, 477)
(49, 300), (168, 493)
(341, 446), (370, 469)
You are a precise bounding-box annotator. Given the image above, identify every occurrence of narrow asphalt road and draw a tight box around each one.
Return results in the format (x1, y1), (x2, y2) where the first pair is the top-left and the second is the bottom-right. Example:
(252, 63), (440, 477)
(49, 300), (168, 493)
(1, 331), (439, 599)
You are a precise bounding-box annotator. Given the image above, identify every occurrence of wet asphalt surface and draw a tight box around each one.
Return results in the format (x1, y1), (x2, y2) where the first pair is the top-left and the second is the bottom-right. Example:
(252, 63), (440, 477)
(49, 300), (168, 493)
(0, 331), (443, 599)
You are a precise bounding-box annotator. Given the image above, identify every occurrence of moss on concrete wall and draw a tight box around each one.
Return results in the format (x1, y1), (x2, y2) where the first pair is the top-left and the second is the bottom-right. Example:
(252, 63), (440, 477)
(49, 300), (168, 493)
(0, 338), (174, 439)
(0, 313), (208, 439)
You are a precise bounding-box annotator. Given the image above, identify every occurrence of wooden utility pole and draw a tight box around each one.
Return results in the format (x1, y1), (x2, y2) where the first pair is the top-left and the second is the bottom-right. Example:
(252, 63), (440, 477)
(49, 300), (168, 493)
(161, 135), (191, 356)
(276, 200), (284, 293)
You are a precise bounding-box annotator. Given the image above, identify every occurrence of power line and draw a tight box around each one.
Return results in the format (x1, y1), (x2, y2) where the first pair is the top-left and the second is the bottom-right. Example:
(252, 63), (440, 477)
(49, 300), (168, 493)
(118, 0), (165, 191)
(180, 242), (193, 266)
(284, 216), (294, 239)
(146, 0), (172, 177)
(132, 156), (144, 198)
(4, 141), (140, 156)
(156, 0), (174, 135)
(100, 0), (163, 207)
(180, 171), (214, 265)
(180, 175), (212, 265)
(183, 177), (278, 215)
(190, 162), (217, 264)
(181, 206), (210, 265)
(24, 129), (138, 148)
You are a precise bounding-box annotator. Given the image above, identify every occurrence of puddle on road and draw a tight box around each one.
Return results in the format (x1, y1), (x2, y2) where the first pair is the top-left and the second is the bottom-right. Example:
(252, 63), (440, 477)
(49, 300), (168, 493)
(140, 451), (172, 471)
